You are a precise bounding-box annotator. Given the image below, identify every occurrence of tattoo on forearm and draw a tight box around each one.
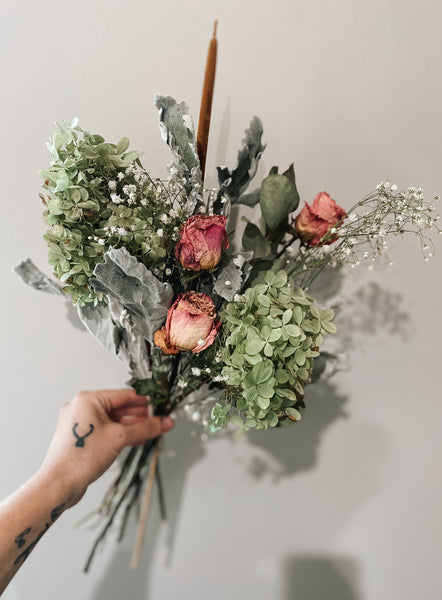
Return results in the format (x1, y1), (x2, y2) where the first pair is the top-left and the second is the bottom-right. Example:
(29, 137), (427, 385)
(15, 528), (31, 549)
(50, 503), (66, 522)
(14, 524), (49, 565)
(14, 503), (66, 566)
(72, 422), (94, 447)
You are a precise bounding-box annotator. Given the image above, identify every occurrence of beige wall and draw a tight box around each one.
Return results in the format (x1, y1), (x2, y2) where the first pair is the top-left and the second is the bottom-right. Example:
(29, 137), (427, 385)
(1, 1), (441, 598)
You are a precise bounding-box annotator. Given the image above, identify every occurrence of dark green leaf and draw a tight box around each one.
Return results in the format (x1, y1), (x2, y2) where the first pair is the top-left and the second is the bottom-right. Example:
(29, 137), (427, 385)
(260, 174), (299, 232)
(242, 222), (271, 259)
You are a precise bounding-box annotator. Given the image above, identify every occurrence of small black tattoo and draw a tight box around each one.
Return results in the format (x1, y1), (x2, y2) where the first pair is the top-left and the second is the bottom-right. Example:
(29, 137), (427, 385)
(73, 422), (94, 447)
(15, 528), (31, 549)
(50, 503), (66, 522)
(14, 524), (49, 566)
(14, 503), (67, 566)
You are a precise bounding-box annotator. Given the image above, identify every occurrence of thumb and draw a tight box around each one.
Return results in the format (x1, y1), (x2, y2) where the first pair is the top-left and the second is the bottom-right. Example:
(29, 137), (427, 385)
(118, 416), (175, 446)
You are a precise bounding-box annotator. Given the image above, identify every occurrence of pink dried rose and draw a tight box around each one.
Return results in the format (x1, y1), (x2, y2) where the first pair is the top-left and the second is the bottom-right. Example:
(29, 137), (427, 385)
(174, 214), (229, 271)
(294, 192), (346, 246)
(153, 292), (221, 355)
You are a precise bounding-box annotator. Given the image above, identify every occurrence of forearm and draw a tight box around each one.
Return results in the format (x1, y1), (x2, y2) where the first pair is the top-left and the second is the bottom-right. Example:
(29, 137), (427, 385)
(0, 468), (72, 596)
(0, 389), (173, 595)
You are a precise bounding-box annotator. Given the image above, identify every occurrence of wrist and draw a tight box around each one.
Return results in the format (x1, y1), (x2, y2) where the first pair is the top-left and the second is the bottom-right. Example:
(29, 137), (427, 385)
(35, 462), (83, 510)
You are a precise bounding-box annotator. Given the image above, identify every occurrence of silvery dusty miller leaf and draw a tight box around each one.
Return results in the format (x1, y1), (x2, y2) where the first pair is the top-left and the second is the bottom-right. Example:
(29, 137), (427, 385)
(78, 301), (121, 357)
(78, 300), (150, 380)
(214, 251), (254, 301)
(216, 116), (266, 203)
(15, 259), (65, 296)
(154, 94), (202, 189)
(90, 248), (173, 343)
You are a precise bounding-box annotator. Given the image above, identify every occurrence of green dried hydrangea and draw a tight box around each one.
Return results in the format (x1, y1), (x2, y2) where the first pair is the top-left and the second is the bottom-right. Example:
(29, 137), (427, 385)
(40, 119), (188, 305)
(210, 269), (336, 431)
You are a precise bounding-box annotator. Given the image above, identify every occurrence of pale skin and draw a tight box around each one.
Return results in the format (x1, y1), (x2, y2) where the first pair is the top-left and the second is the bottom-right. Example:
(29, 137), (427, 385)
(0, 389), (174, 596)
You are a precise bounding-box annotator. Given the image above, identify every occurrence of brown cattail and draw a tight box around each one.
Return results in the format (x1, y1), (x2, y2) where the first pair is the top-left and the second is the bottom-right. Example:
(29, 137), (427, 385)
(197, 20), (218, 182)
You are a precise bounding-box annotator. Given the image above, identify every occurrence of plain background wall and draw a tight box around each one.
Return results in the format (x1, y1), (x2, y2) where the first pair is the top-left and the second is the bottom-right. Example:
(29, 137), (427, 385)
(1, 1), (441, 599)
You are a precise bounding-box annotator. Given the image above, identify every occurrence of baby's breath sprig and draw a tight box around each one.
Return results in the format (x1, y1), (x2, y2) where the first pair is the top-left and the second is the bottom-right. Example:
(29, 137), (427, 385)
(286, 181), (440, 288)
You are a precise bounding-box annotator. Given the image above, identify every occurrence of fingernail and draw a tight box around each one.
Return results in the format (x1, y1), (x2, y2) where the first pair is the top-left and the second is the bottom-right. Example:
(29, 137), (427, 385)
(161, 417), (175, 432)
(121, 415), (137, 422)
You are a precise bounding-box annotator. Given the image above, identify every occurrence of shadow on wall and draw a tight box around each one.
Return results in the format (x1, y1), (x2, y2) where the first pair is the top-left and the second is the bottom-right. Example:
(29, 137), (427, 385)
(336, 281), (411, 350)
(244, 379), (349, 481)
(283, 554), (361, 600)
(90, 546), (149, 600)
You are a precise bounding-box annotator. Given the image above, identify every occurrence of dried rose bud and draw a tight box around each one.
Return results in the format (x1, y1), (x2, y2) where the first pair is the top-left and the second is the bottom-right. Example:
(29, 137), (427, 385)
(153, 292), (220, 355)
(174, 214), (229, 271)
(294, 192), (346, 246)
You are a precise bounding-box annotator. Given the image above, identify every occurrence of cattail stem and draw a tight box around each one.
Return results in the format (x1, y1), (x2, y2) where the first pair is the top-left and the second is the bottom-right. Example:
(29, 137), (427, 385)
(197, 20), (218, 182)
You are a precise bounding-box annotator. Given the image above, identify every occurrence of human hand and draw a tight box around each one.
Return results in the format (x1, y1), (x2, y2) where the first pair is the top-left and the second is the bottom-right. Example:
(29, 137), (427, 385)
(38, 389), (174, 507)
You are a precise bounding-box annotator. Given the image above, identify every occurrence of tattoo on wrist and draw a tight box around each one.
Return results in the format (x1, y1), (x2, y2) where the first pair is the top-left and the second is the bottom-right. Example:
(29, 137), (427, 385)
(72, 422), (94, 447)
(15, 528), (31, 549)
(14, 503), (66, 566)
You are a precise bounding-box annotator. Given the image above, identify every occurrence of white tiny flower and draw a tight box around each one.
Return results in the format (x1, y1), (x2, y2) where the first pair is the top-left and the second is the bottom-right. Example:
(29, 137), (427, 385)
(108, 180), (117, 191)
(225, 280), (231, 286)
(165, 268), (172, 276)
(98, 238), (106, 246)
(161, 214), (170, 224)
(169, 166), (178, 176)
(197, 338), (205, 346)
(117, 227), (127, 235)
(205, 368), (211, 374)
(191, 368), (201, 376)
(157, 228), (164, 238)
(117, 172), (125, 181)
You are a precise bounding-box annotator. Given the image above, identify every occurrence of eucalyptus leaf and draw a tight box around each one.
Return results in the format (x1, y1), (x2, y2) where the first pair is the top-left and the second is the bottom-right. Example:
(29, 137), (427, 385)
(260, 174), (299, 231)
(242, 222), (271, 259)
